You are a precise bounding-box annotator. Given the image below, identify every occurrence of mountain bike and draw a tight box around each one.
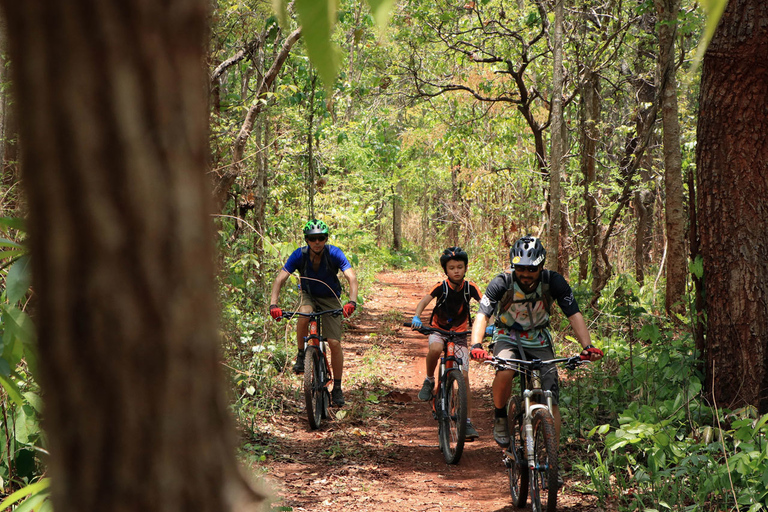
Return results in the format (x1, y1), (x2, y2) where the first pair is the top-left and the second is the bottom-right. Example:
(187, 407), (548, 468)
(490, 352), (591, 512)
(405, 323), (470, 464)
(282, 309), (343, 429)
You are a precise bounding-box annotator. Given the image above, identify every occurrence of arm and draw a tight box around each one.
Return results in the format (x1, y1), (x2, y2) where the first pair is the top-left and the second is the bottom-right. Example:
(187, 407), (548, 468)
(469, 312), (490, 359)
(342, 268), (358, 303)
(471, 312), (489, 347)
(413, 294), (435, 318)
(567, 312), (603, 361)
(270, 269), (292, 306)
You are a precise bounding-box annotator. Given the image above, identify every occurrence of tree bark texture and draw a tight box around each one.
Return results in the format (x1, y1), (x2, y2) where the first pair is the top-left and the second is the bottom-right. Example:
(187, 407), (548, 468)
(655, 0), (687, 314)
(579, 69), (602, 291)
(548, 0), (565, 273)
(697, 0), (768, 411)
(393, 180), (403, 251)
(0, 1), (261, 510)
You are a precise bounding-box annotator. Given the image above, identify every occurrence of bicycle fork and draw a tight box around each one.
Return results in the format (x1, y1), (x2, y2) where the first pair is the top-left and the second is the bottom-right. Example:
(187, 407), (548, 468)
(307, 320), (333, 390)
(523, 389), (554, 472)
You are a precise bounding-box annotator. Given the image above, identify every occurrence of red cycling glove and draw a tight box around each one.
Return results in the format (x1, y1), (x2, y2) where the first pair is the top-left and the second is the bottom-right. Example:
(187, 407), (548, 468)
(269, 304), (282, 321)
(580, 345), (603, 360)
(343, 301), (357, 318)
(470, 344), (490, 360)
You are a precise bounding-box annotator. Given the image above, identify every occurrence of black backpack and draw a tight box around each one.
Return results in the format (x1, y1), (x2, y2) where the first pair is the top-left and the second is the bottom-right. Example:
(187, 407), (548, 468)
(496, 269), (552, 317)
(299, 246), (341, 295)
(430, 280), (473, 327)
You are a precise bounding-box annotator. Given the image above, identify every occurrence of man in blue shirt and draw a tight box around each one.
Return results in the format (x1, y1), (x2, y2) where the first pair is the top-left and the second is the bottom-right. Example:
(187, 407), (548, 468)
(269, 219), (358, 406)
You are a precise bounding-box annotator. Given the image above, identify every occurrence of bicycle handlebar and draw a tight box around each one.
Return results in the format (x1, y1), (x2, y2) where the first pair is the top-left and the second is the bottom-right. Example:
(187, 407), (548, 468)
(487, 354), (591, 371)
(403, 322), (471, 337)
(281, 309), (343, 320)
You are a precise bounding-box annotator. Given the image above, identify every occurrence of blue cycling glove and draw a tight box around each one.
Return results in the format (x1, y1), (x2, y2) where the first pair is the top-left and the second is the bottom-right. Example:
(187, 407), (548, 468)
(485, 325), (495, 337)
(411, 315), (423, 329)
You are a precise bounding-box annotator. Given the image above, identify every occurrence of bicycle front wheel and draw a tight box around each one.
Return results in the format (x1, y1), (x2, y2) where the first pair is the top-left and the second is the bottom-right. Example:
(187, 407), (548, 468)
(506, 396), (528, 507)
(530, 408), (559, 512)
(438, 369), (467, 464)
(303, 346), (326, 429)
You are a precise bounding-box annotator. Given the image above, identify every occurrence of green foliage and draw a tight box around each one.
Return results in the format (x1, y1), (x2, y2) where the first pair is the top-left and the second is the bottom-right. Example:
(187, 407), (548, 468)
(0, 219), (49, 507)
(273, 0), (396, 88)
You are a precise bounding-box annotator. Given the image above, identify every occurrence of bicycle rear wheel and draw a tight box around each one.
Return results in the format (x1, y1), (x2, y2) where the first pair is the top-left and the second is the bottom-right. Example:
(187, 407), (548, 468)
(303, 346), (326, 429)
(438, 369), (467, 464)
(530, 408), (558, 512)
(506, 396), (528, 507)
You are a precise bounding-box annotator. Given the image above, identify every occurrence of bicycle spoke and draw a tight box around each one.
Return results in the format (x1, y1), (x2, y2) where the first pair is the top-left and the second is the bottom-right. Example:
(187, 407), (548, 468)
(530, 409), (558, 512)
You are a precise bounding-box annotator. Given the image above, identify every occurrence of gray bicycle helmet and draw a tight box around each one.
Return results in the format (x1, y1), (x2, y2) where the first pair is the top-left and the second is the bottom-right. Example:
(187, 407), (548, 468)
(510, 236), (546, 266)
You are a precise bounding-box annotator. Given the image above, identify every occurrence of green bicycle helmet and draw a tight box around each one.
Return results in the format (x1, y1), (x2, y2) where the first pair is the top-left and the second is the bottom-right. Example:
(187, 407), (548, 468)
(303, 219), (330, 237)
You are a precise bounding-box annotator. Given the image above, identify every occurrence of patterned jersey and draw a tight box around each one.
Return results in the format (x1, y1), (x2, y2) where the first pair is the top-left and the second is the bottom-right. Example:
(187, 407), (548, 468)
(478, 270), (579, 348)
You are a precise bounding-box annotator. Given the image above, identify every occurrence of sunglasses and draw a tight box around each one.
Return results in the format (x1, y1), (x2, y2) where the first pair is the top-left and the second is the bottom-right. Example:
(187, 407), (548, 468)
(514, 265), (540, 273)
(306, 235), (328, 242)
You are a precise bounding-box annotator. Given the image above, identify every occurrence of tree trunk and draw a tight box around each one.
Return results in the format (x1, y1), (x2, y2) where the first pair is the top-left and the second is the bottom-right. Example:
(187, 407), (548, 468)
(548, 0), (565, 273)
(393, 180), (403, 250)
(0, 1), (262, 510)
(215, 27), (301, 211)
(697, 0), (768, 411)
(579, 69), (601, 288)
(655, 0), (687, 314)
(446, 164), (460, 243)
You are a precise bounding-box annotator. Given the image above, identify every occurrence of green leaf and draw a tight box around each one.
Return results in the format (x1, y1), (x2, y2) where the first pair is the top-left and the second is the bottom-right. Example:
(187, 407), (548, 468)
(365, 0), (395, 31)
(12, 491), (47, 512)
(0, 249), (24, 261)
(690, 0), (728, 74)
(0, 237), (23, 249)
(271, 0), (290, 31)
(295, 0), (340, 89)
(7, 254), (32, 304)
(0, 373), (23, 406)
(0, 478), (50, 510)
(0, 217), (26, 232)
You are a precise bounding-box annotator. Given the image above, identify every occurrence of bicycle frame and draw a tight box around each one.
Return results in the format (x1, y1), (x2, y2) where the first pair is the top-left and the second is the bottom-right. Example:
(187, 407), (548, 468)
(406, 323), (470, 464)
(492, 353), (587, 512)
(283, 309), (343, 429)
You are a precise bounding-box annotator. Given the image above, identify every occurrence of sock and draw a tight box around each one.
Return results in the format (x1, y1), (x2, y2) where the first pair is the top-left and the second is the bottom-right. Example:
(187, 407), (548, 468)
(425, 376), (435, 383)
(334, 379), (342, 389)
(466, 418), (472, 424)
(495, 407), (507, 419)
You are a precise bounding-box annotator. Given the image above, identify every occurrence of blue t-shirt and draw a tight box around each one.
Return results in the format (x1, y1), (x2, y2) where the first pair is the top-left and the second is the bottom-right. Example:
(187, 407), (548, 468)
(283, 244), (352, 298)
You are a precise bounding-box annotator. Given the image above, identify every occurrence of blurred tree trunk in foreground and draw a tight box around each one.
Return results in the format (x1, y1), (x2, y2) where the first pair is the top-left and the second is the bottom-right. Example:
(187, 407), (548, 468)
(697, 0), (768, 411)
(0, 0), (262, 510)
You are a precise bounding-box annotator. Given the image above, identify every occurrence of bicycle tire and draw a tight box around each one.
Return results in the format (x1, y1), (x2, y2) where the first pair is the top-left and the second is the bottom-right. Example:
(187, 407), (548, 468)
(530, 409), (558, 512)
(303, 346), (325, 429)
(438, 369), (467, 464)
(506, 396), (529, 507)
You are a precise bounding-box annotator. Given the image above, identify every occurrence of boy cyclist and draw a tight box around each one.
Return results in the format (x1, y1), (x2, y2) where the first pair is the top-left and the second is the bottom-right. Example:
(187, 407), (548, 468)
(269, 219), (358, 407)
(411, 247), (483, 440)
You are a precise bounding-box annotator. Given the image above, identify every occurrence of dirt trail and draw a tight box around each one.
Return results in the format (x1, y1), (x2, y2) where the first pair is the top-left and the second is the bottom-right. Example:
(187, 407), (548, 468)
(253, 270), (601, 511)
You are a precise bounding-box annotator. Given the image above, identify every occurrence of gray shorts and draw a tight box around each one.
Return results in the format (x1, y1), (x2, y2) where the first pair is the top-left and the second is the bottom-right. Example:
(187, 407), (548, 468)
(428, 332), (469, 371)
(299, 291), (344, 341)
(493, 339), (560, 405)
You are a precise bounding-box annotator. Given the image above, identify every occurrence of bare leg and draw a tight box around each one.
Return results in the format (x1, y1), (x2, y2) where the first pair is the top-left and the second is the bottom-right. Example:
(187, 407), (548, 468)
(492, 369), (516, 409)
(327, 338), (343, 380)
(425, 342), (442, 378)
